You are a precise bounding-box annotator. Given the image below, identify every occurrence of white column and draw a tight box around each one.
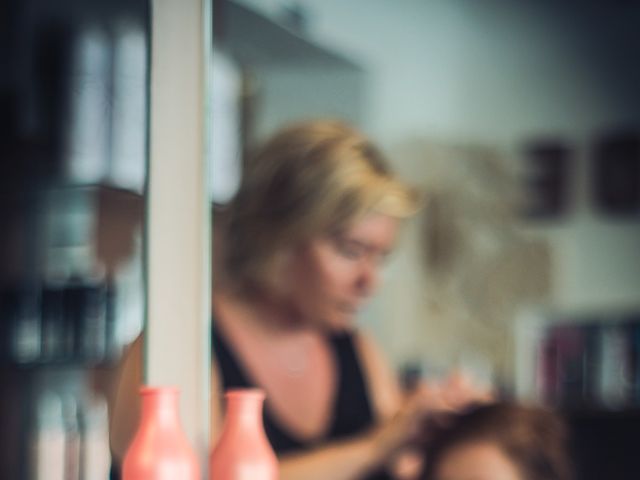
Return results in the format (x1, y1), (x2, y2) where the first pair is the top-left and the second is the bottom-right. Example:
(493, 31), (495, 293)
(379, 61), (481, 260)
(146, 0), (211, 466)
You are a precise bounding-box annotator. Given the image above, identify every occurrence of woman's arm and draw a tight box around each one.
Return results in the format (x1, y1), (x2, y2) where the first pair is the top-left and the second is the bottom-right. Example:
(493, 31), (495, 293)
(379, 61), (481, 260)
(210, 349), (428, 480)
(115, 332), (435, 480)
(277, 431), (384, 480)
(354, 331), (495, 479)
(109, 335), (143, 464)
(210, 359), (223, 445)
(208, 325), (447, 480)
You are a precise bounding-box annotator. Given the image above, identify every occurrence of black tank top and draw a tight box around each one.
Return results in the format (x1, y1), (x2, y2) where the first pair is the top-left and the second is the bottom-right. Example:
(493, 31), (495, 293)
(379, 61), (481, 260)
(212, 327), (392, 480)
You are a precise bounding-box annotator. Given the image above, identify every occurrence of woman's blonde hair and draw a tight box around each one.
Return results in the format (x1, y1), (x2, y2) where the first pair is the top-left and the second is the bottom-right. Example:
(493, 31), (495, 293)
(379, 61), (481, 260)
(225, 119), (420, 288)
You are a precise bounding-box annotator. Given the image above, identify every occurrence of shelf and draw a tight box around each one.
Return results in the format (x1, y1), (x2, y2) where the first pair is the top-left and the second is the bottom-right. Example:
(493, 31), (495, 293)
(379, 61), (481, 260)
(561, 406), (640, 419)
(0, 354), (120, 371)
(45, 182), (144, 198)
(0, 182), (143, 210)
(218, 0), (363, 70)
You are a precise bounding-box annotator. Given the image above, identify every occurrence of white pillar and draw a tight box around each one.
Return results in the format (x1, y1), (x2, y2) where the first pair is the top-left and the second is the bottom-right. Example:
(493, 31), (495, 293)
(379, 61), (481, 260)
(146, 0), (211, 467)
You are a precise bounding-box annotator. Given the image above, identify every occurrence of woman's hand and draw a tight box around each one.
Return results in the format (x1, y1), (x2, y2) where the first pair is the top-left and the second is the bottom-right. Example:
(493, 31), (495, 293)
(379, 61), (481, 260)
(368, 383), (455, 462)
(369, 372), (493, 465)
(438, 370), (494, 410)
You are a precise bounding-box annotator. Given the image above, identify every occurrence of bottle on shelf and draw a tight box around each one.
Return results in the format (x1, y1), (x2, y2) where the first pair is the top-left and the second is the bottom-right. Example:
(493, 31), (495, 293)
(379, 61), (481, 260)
(40, 283), (66, 361)
(79, 394), (111, 479)
(28, 389), (66, 480)
(9, 287), (41, 364)
(62, 394), (81, 480)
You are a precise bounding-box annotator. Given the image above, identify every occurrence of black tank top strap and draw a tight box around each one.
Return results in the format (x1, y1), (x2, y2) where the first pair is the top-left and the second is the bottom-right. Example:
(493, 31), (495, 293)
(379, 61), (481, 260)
(211, 324), (253, 389)
(328, 333), (392, 480)
(327, 331), (377, 439)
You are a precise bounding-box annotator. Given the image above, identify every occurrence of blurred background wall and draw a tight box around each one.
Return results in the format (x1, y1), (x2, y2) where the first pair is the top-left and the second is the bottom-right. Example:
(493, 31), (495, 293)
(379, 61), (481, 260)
(224, 0), (640, 388)
(211, 6), (640, 477)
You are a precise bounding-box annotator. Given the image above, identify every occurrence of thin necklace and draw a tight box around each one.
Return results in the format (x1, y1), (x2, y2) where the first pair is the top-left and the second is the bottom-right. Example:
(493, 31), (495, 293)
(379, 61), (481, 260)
(279, 335), (313, 377)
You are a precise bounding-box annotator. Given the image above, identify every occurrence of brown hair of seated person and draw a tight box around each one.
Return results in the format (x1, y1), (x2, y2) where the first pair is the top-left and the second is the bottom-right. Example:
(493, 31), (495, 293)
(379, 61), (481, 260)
(420, 402), (573, 480)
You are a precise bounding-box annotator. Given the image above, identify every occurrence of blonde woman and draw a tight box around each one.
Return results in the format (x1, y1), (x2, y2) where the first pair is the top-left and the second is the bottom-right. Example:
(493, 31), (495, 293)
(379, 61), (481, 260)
(111, 120), (487, 479)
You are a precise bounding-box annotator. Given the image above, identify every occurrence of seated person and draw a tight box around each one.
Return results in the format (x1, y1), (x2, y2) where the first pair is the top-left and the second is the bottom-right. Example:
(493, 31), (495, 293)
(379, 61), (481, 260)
(420, 402), (573, 480)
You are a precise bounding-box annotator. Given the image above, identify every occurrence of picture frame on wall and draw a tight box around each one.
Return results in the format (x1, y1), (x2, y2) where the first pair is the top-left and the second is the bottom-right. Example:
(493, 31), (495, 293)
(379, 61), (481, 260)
(591, 129), (640, 217)
(520, 140), (573, 220)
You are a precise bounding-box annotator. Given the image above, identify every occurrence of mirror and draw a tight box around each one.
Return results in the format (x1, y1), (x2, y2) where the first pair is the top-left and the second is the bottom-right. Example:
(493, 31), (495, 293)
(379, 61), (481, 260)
(209, 2), (640, 478)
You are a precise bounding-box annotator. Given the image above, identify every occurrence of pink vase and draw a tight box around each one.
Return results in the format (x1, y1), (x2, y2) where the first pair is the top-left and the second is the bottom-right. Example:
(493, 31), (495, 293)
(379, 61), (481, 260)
(122, 386), (200, 480)
(209, 388), (278, 480)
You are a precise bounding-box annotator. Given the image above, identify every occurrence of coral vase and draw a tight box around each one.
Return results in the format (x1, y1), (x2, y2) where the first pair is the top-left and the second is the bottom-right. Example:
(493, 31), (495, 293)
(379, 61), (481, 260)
(122, 387), (200, 480)
(210, 389), (278, 480)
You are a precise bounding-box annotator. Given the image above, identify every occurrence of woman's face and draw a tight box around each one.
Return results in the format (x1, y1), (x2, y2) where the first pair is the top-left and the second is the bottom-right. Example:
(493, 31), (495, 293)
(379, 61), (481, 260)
(286, 213), (400, 331)
(433, 442), (523, 480)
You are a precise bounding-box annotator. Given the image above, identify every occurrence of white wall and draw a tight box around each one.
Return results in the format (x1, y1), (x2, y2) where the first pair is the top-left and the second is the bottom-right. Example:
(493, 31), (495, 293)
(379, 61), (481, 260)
(240, 0), (640, 143)
(235, 0), (640, 374)
(250, 65), (367, 143)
